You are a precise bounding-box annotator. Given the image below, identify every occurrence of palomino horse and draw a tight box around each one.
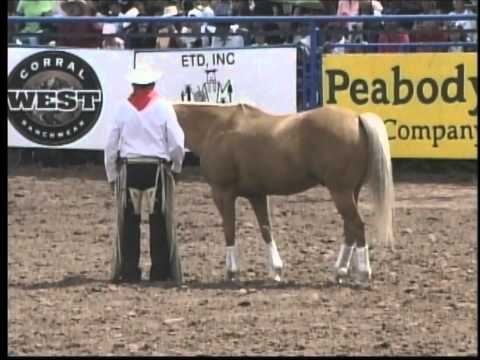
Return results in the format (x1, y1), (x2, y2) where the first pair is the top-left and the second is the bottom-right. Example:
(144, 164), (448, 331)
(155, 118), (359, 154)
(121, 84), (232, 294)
(173, 102), (394, 285)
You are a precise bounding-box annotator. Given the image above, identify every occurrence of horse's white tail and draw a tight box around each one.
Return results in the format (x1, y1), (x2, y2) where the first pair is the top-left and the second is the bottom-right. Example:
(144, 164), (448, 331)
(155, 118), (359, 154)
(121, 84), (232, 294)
(359, 113), (395, 250)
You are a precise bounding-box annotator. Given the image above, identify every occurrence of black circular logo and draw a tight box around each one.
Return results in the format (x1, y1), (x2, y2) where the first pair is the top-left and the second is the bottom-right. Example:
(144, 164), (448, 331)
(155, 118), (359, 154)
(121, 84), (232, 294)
(8, 50), (103, 146)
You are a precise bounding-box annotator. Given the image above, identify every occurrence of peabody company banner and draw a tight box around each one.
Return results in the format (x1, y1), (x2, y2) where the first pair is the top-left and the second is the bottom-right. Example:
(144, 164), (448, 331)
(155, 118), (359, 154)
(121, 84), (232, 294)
(134, 47), (297, 114)
(323, 53), (477, 159)
(8, 47), (297, 149)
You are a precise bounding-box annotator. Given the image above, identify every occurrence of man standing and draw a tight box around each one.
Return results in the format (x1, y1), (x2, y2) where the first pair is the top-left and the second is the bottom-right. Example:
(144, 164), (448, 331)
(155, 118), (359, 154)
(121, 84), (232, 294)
(104, 64), (185, 284)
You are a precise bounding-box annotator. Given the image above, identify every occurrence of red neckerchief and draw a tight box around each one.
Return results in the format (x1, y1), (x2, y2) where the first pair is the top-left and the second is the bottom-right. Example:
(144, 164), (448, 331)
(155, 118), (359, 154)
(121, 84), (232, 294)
(128, 88), (160, 111)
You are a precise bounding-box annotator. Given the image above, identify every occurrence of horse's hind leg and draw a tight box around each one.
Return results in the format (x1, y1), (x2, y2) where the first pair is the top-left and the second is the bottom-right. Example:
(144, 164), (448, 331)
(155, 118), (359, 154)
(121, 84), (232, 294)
(329, 188), (371, 286)
(211, 187), (239, 281)
(248, 195), (283, 282)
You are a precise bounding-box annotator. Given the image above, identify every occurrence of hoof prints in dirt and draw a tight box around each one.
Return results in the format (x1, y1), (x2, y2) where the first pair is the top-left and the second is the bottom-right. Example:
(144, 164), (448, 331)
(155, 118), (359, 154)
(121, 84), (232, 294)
(8, 165), (477, 355)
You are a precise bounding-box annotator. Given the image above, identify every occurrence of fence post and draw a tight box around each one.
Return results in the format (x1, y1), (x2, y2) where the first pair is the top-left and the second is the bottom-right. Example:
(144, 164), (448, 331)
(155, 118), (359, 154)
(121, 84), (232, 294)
(308, 21), (318, 109)
(316, 21), (323, 107)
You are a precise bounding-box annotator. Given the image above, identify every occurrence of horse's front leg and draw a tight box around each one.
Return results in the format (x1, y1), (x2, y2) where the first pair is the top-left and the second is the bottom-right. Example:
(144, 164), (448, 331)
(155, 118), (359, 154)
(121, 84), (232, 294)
(211, 187), (238, 281)
(248, 195), (283, 282)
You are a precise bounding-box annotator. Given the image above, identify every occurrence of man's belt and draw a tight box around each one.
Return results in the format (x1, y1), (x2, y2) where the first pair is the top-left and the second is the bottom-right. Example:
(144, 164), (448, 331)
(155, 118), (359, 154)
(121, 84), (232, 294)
(118, 156), (169, 165)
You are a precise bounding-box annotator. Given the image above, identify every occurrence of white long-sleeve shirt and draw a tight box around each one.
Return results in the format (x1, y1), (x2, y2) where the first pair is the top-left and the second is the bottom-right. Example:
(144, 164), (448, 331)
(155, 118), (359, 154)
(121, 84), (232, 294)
(104, 98), (185, 182)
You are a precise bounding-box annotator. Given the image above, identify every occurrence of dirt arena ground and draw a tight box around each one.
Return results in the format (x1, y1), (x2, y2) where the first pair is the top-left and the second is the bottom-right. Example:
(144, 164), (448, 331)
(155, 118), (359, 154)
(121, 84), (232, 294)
(8, 158), (478, 356)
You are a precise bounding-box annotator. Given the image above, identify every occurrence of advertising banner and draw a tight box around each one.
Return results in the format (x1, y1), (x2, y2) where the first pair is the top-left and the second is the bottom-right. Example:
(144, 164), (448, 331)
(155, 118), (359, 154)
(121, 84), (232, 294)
(8, 47), (133, 149)
(135, 47), (297, 114)
(323, 53), (477, 159)
(8, 47), (297, 149)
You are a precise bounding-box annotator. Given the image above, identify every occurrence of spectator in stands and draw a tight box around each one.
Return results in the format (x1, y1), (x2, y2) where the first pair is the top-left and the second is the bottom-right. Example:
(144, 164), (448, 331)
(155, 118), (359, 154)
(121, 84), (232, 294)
(199, 0), (215, 17)
(321, 0), (339, 15)
(346, 0), (384, 52)
(100, 1), (123, 37)
(211, 5), (245, 48)
(250, 0), (285, 45)
(412, 0), (449, 52)
(447, 23), (468, 51)
(359, 0), (383, 44)
(288, 2), (327, 46)
(378, 17), (411, 52)
(448, 0), (476, 42)
(213, 0), (231, 16)
(102, 23), (125, 49)
(232, 0), (252, 16)
(472, 0), (478, 13)
(230, 0), (252, 44)
(126, 2), (160, 49)
(155, 5), (181, 49)
(293, 0), (337, 15)
(382, 0), (421, 31)
(106, 1), (123, 17)
(8, 1), (21, 45)
(178, 7), (210, 48)
(291, 22), (312, 54)
(323, 22), (349, 54)
(337, 0), (383, 16)
(337, 0), (383, 47)
(253, 0), (281, 14)
(56, 0), (103, 48)
(106, 1), (157, 48)
(182, 0), (195, 14)
(183, 0), (216, 36)
(16, 0), (57, 45)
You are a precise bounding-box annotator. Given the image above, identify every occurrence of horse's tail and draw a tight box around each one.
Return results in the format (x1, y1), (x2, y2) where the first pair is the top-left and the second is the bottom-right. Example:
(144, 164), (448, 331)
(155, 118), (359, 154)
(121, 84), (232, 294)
(359, 112), (395, 250)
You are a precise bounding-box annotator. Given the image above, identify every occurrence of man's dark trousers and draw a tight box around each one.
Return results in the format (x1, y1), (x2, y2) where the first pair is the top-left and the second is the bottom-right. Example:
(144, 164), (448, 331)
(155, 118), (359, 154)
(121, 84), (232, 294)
(119, 162), (171, 282)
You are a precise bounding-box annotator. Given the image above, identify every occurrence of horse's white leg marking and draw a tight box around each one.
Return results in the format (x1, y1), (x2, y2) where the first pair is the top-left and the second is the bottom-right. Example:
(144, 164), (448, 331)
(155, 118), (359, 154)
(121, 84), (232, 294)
(225, 245), (239, 280)
(266, 239), (283, 282)
(351, 245), (371, 285)
(247, 196), (284, 282)
(334, 244), (355, 282)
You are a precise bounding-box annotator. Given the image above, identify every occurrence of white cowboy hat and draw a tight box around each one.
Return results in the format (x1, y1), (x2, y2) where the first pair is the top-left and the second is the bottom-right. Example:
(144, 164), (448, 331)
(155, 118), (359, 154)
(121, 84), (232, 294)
(125, 64), (163, 85)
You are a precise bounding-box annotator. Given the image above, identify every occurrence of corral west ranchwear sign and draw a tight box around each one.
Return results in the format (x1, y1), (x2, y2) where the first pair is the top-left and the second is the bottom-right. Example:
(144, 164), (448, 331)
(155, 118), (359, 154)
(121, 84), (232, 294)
(8, 51), (103, 146)
(8, 47), (133, 149)
(323, 53), (478, 159)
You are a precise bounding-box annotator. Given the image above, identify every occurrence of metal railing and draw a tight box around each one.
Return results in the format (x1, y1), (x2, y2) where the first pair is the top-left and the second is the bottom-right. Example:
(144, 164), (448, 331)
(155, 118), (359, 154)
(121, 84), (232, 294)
(8, 14), (478, 110)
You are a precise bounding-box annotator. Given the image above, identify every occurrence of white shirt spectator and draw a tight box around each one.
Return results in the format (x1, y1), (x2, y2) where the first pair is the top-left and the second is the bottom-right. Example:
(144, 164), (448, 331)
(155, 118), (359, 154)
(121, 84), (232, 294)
(211, 30), (245, 48)
(201, 5), (215, 17)
(102, 23), (125, 49)
(448, 8), (476, 42)
(179, 8), (210, 48)
(211, 5), (245, 50)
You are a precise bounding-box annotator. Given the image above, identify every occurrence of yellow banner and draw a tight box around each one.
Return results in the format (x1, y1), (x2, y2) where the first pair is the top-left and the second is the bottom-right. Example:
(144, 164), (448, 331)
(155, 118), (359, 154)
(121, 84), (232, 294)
(323, 53), (478, 159)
